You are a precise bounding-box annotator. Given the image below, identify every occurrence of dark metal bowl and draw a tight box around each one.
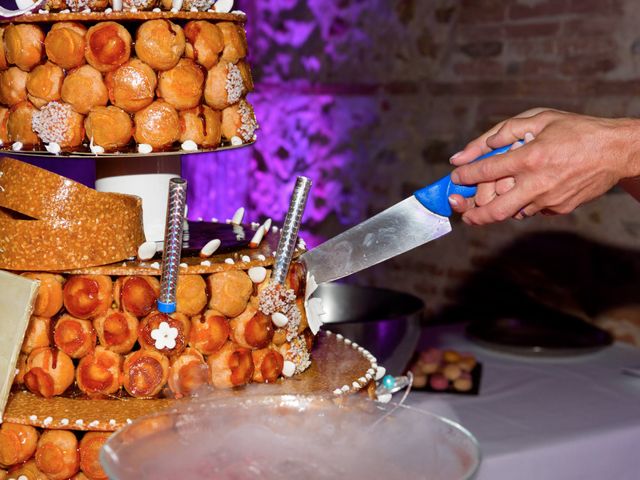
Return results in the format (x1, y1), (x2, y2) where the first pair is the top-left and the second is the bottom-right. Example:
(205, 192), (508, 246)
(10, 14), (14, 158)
(316, 283), (424, 375)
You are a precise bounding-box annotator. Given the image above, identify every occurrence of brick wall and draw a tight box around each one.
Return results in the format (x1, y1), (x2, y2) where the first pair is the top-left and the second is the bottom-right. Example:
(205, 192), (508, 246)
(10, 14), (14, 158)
(236, 0), (640, 328)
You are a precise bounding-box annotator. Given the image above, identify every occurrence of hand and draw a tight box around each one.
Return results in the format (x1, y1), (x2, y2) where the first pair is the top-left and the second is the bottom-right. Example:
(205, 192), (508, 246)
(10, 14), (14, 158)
(447, 109), (640, 225)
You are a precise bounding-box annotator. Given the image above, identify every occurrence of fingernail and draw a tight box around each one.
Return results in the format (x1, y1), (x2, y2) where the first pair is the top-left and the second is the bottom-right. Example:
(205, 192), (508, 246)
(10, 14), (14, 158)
(524, 132), (535, 143)
(451, 171), (460, 183)
(449, 151), (463, 163)
(448, 195), (458, 207)
(462, 216), (472, 225)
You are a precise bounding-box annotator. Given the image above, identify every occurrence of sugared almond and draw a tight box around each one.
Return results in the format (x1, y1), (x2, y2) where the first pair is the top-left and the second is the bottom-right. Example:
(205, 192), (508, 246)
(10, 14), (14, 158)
(249, 226), (265, 248)
(137, 241), (157, 261)
(248, 266), (267, 283)
(200, 239), (221, 258)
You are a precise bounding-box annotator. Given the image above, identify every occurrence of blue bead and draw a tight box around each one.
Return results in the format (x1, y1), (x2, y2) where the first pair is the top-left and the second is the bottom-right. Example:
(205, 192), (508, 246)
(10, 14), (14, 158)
(382, 375), (396, 390)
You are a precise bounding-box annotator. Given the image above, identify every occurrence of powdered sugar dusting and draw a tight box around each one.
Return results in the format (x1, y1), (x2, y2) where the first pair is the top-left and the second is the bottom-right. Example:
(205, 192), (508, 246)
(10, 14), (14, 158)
(259, 283), (296, 316)
(32, 102), (72, 144)
(225, 63), (245, 105)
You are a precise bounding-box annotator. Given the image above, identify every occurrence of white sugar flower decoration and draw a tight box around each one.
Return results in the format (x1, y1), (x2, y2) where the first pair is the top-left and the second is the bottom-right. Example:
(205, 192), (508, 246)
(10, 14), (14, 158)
(151, 321), (178, 350)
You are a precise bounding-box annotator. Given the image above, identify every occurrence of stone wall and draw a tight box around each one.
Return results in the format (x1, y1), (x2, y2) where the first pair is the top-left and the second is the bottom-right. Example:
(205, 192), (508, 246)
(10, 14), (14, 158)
(189, 0), (640, 332)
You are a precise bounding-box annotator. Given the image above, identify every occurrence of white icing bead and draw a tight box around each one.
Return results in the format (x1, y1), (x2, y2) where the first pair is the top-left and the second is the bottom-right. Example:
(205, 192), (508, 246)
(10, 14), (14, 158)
(333, 388), (343, 395)
(224, 258), (235, 264)
(214, 0), (233, 13)
(375, 366), (386, 381)
(138, 143), (153, 154)
(272, 312), (289, 328)
(60, 418), (69, 426)
(341, 385), (349, 393)
(11, 142), (23, 151)
(45, 142), (61, 154)
(241, 255), (251, 262)
(378, 393), (392, 404)
(200, 260), (212, 266)
(29, 415), (37, 422)
(181, 140), (198, 152)
(248, 266), (267, 283)
(282, 361), (296, 377)
(230, 136), (243, 146)
(150, 262), (161, 269)
(43, 416), (53, 426)
(137, 241), (157, 261)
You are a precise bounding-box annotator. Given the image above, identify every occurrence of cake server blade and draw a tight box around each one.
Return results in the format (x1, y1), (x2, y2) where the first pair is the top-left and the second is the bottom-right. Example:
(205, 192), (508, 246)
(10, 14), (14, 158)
(300, 143), (516, 285)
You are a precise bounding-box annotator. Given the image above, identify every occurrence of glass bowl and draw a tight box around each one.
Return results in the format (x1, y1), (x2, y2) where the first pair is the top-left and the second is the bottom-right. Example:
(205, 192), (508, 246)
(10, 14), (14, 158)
(101, 394), (480, 480)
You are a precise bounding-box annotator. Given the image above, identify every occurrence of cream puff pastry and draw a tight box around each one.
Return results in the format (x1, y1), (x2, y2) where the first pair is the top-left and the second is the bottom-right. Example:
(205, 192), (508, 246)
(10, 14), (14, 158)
(122, 349), (169, 398)
(24, 347), (75, 398)
(84, 105), (133, 151)
(45, 22), (87, 70)
(85, 22), (132, 73)
(4, 24), (44, 72)
(157, 58), (205, 111)
(76, 346), (122, 397)
(105, 58), (157, 113)
(61, 65), (109, 114)
(35, 431), (80, 480)
(54, 315), (97, 359)
(133, 100), (180, 149)
(207, 270), (253, 318)
(184, 21), (224, 70)
(179, 105), (221, 148)
(62, 274), (113, 320)
(26, 62), (64, 109)
(189, 309), (229, 355)
(134, 19), (185, 71)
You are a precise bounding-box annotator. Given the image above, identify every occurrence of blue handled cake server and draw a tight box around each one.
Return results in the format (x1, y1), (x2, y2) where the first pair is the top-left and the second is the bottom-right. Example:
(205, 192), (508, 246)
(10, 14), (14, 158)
(300, 144), (514, 285)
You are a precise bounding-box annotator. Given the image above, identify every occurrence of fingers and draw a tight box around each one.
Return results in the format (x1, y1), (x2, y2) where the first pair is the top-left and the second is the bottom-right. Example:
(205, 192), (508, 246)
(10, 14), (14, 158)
(451, 147), (524, 186)
(495, 177), (516, 195)
(462, 186), (533, 225)
(448, 194), (474, 214)
(513, 203), (541, 220)
(449, 122), (506, 166)
(486, 113), (551, 149)
(475, 182), (497, 206)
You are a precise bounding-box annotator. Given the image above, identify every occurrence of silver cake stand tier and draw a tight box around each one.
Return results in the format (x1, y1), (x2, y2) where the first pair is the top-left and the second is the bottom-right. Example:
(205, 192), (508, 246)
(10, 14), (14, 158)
(7, 141), (254, 242)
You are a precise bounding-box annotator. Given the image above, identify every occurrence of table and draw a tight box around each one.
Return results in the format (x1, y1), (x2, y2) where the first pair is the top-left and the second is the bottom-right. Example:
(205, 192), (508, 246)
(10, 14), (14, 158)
(407, 324), (640, 480)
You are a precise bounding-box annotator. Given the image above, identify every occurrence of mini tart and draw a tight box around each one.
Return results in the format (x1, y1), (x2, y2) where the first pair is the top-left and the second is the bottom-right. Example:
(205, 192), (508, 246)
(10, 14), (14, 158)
(0, 27), (8, 70)
(62, 65), (109, 114)
(26, 62), (64, 109)
(0, 67), (28, 107)
(252, 348), (284, 383)
(85, 106), (133, 151)
(138, 311), (190, 356)
(114, 275), (160, 317)
(45, 22), (87, 70)
(184, 20), (224, 70)
(157, 58), (205, 111)
(105, 59), (157, 113)
(76, 347), (123, 397)
(93, 309), (139, 354)
(4, 24), (44, 72)
(53, 315), (97, 359)
(7, 101), (39, 147)
(62, 275), (113, 320)
(189, 309), (229, 355)
(78, 433), (110, 480)
(221, 98), (258, 143)
(218, 21), (247, 64)
(207, 341), (254, 389)
(175, 274), (207, 316)
(0, 423), (38, 468)
(179, 105), (221, 148)
(0, 107), (8, 144)
(204, 61), (246, 110)
(133, 100), (180, 149)
(32, 101), (85, 149)
(21, 316), (52, 355)
(85, 22), (132, 73)
(134, 19), (185, 71)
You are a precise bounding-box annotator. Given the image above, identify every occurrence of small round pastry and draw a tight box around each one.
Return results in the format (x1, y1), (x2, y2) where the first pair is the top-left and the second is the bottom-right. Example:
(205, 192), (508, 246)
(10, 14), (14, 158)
(79, 432), (110, 480)
(0, 28), (8, 70)
(76, 346), (122, 397)
(24, 347), (75, 398)
(135, 20), (185, 71)
(26, 62), (64, 108)
(122, 349), (169, 397)
(4, 24), (44, 72)
(63, 275), (113, 320)
(157, 59), (205, 111)
(93, 309), (139, 354)
(272, 327), (287, 346)
(221, 99), (258, 144)
(45, 22), (87, 70)
(176, 274), (207, 316)
(85, 22), (132, 73)
(84, 105), (132, 151)
(168, 347), (209, 398)
(54, 315), (97, 359)
(67, 0), (109, 11)
(206, 270), (253, 318)
(32, 101), (85, 149)
(286, 261), (306, 297)
(61, 65), (108, 114)
(138, 310), (190, 356)
(122, 0), (157, 10)
(44, 0), (67, 10)
(104, 58), (156, 113)
(204, 62), (246, 110)
(114, 275), (160, 317)
(179, 105), (221, 148)
(14, 353), (28, 384)
(133, 100), (180, 149)
(230, 304), (274, 349)
(184, 21), (224, 70)
(7, 460), (48, 480)
(0, 423), (38, 468)
(0, 107), (8, 144)
(278, 334), (311, 375)
(35, 430), (80, 480)
(189, 309), (229, 355)
(218, 22), (247, 64)
(21, 273), (64, 318)
(296, 298), (309, 335)
(7, 101), (39, 147)
(207, 341), (254, 389)
(21, 316), (52, 354)
(251, 348), (283, 383)
(237, 60), (254, 92)
(0, 67), (28, 106)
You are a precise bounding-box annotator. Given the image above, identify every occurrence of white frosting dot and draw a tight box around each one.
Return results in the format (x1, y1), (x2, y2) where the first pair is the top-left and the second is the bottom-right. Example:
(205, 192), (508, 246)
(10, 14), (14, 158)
(230, 136), (243, 146)
(224, 258), (235, 265)
(150, 261), (161, 269)
(60, 418), (69, 426)
(333, 388), (343, 395)
(272, 312), (289, 328)
(138, 143), (153, 154)
(282, 360), (296, 377)
(137, 241), (157, 261)
(45, 142), (61, 154)
(181, 140), (198, 152)
(241, 255), (251, 263)
(200, 260), (212, 267)
(11, 142), (23, 151)
(43, 416), (53, 426)
(29, 415), (37, 422)
(248, 266), (267, 283)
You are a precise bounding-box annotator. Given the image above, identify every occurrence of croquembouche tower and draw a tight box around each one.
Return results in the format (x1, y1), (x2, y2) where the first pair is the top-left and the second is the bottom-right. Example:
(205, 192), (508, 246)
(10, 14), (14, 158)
(0, 1), (380, 478)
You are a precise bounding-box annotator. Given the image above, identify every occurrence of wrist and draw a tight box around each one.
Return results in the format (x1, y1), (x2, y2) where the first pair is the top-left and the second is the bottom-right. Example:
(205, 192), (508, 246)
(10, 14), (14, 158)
(616, 118), (640, 180)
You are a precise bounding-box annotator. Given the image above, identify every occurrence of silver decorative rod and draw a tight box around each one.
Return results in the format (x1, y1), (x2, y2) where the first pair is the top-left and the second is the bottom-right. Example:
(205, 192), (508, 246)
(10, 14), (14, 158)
(158, 177), (187, 314)
(272, 176), (312, 285)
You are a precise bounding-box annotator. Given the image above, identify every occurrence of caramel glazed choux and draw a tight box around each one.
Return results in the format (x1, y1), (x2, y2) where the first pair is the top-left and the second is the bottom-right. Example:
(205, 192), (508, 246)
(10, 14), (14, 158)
(0, 17), (257, 153)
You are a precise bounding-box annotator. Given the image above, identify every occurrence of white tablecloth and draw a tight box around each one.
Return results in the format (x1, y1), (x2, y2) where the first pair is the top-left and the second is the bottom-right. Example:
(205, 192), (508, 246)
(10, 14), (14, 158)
(407, 324), (640, 480)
